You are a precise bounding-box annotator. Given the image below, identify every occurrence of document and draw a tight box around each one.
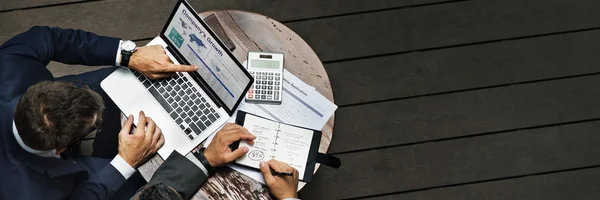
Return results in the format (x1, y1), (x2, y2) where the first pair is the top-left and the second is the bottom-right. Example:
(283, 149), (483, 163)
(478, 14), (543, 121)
(238, 61), (337, 130)
(235, 113), (315, 178)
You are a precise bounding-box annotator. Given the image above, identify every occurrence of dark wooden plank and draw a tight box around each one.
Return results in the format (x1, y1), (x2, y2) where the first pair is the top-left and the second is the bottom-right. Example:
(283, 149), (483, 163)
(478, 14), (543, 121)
(0, 0), (446, 44)
(190, 0), (446, 22)
(370, 167), (600, 200)
(329, 30), (600, 106)
(0, 0), (83, 11)
(4, 0), (600, 64)
(331, 75), (600, 153)
(299, 121), (600, 199)
(286, 0), (600, 61)
(0, 0), (176, 44)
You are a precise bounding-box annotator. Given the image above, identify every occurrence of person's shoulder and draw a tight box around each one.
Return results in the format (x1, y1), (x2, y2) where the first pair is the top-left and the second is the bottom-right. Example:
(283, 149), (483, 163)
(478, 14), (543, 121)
(0, 102), (15, 153)
(0, 101), (16, 132)
(0, 101), (11, 121)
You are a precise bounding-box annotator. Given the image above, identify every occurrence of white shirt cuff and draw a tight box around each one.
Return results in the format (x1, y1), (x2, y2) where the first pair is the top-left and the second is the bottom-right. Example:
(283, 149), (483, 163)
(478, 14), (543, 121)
(115, 40), (123, 66)
(185, 152), (209, 175)
(110, 155), (137, 179)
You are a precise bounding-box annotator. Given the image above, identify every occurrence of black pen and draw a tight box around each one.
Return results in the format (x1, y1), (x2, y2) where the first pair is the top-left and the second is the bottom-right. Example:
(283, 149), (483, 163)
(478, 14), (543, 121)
(270, 168), (293, 176)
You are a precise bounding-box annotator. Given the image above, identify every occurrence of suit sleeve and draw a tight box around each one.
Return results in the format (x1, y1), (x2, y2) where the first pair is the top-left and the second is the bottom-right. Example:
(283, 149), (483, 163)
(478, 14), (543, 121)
(0, 26), (120, 66)
(145, 151), (209, 200)
(68, 164), (127, 200)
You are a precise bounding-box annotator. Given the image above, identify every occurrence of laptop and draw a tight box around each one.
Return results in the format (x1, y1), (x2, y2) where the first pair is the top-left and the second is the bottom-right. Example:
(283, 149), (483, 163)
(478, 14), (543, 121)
(101, 0), (253, 158)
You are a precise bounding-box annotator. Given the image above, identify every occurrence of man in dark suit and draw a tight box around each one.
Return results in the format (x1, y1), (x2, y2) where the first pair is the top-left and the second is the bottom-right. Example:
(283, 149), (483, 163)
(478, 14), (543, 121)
(0, 26), (199, 199)
(132, 123), (301, 200)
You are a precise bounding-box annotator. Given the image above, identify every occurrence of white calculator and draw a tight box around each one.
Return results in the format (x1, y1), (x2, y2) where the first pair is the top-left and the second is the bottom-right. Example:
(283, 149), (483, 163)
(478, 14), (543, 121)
(245, 51), (284, 104)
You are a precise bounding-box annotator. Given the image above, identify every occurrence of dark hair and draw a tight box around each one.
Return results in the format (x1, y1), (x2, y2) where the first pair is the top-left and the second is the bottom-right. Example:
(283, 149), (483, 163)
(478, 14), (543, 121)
(14, 81), (104, 150)
(135, 183), (182, 200)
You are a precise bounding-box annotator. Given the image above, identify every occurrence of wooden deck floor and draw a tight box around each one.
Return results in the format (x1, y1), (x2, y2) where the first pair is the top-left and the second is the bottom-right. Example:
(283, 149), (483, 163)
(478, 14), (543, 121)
(3, 0), (600, 199)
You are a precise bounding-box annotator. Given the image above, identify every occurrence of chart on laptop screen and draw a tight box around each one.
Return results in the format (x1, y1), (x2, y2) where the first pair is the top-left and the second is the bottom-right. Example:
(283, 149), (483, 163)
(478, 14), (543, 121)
(163, 3), (251, 110)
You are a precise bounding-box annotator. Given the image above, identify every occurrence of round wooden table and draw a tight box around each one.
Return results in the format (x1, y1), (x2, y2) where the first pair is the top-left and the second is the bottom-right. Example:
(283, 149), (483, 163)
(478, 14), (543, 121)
(138, 10), (335, 199)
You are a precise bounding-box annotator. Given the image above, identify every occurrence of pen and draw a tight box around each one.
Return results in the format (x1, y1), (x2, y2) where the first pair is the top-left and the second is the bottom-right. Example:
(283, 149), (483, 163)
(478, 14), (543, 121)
(270, 168), (293, 176)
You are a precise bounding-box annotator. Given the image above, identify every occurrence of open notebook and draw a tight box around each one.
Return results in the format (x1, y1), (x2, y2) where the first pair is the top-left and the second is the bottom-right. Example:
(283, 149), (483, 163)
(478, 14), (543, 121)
(231, 111), (321, 182)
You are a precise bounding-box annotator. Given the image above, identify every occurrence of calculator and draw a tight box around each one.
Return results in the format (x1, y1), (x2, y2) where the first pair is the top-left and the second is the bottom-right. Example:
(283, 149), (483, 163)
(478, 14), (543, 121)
(245, 51), (284, 104)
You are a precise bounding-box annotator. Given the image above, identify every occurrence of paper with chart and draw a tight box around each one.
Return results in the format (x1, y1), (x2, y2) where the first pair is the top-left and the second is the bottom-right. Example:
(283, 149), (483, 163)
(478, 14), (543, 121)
(235, 114), (314, 178)
(239, 61), (336, 130)
(253, 70), (335, 130)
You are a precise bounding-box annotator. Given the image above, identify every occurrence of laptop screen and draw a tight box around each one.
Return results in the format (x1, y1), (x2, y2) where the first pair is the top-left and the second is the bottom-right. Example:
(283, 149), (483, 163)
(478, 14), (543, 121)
(161, 1), (252, 113)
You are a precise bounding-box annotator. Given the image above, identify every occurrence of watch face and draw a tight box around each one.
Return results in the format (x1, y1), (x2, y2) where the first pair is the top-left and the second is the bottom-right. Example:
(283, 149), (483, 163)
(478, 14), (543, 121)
(122, 41), (136, 52)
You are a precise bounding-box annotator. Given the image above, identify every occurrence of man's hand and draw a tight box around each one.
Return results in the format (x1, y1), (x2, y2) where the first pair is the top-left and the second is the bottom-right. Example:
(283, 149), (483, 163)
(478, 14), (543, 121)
(204, 123), (257, 167)
(118, 111), (165, 167)
(260, 160), (299, 199)
(129, 45), (199, 79)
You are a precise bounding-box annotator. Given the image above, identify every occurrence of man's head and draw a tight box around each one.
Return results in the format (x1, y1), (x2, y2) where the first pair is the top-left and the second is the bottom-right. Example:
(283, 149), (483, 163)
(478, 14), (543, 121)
(14, 81), (104, 151)
(134, 183), (182, 200)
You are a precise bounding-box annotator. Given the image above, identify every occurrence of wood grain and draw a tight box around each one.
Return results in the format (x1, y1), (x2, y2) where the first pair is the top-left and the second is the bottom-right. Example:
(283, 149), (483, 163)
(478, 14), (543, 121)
(4, 0), (600, 65)
(370, 167), (600, 200)
(285, 0), (600, 62)
(0, 0), (83, 11)
(138, 11), (334, 199)
(300, 121), (600, 199)
(189, 0), (446, 22)
(328, 29), (600, 106)
(330, 74), (600, 153)
(140, 155), (272, 200)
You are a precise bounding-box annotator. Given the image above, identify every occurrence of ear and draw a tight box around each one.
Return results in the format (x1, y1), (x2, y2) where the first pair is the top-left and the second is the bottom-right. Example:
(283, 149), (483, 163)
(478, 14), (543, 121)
(55, 147), (67, 155)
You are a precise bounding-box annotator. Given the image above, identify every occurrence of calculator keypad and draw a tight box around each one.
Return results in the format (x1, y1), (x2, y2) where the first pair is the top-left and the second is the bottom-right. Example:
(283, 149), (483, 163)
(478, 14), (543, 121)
(247, 71), (281, 101)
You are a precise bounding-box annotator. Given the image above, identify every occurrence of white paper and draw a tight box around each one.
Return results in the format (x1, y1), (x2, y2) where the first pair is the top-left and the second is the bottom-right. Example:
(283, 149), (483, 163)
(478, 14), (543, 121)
(235, 114), (279, 168)
(261, 87), (335, 130)
(271, 123), (314, 177)
(242, 70), (336, 130)
(235, 114), (314, 178)
(236, 61), (335, 130)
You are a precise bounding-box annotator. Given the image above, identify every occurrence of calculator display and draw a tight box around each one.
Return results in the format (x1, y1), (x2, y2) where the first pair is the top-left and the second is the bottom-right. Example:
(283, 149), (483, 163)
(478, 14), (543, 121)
(251, 59), (280, 69)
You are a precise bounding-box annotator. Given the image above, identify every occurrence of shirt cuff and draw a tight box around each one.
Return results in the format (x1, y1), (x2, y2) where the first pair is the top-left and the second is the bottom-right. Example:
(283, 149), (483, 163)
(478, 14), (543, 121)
(110, 155), (137, 179)
(185, 152), (209, 175)
(115, 40), (123, 66)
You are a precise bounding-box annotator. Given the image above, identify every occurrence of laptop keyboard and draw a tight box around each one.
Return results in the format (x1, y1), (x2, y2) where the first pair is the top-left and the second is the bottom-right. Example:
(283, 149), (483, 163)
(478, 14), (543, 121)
(132, 70), (221, 141)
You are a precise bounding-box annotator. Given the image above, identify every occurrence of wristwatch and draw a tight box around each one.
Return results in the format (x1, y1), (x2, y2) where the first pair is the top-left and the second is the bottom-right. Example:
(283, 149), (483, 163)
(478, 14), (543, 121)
(195, 148), (216, 175)
(120, 40), (137, 67)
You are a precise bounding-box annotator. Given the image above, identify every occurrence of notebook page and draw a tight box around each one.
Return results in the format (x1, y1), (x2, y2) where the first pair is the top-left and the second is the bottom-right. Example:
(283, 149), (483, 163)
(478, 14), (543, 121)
(271, 124), (314, 177)
(236, 114), (279, 168)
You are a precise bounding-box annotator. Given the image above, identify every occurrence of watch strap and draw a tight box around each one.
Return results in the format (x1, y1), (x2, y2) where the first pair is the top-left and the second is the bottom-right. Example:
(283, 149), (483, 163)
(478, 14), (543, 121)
(194, 148), (216, 175)
(121, 51), (132, 67)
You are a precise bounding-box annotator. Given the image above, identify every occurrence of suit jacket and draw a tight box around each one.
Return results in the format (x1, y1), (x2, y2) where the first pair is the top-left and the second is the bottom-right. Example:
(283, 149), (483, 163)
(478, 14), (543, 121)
(143, 151), (208, 200)
(0, 26), (125, 200)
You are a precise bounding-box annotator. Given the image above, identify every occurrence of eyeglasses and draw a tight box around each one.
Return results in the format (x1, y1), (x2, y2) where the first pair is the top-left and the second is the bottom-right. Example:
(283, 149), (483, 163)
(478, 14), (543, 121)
(64, 84), (103, 156)
(70, 118), (103, 146)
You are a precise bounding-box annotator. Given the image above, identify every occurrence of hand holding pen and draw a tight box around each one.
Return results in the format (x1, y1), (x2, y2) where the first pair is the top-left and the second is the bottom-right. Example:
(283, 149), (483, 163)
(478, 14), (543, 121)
(260, 160), (299, 199)
(270, 168), (294, 176)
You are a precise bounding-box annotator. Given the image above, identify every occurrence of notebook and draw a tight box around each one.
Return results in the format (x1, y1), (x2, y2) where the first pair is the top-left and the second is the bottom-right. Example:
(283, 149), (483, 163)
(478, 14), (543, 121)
(231, 111), (321, 182)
